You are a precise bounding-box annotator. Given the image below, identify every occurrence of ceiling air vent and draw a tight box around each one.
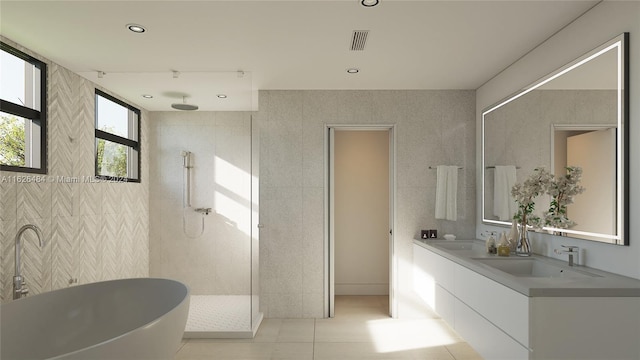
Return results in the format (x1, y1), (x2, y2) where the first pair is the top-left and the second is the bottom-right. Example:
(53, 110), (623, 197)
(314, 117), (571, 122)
(350, 30), (369, 51)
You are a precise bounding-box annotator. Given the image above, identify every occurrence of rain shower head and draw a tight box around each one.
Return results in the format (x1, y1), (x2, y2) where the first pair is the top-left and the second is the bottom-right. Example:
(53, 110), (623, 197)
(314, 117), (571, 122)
(172, 96), (198, 111)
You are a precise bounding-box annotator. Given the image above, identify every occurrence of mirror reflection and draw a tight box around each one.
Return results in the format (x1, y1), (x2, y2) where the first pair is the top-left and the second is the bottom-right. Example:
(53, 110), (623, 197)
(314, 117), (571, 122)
(482, 33), (628, 245)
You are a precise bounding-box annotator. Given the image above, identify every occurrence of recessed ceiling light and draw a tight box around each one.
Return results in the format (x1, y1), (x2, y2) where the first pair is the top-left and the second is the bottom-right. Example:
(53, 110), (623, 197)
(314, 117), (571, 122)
(346, 68), (360, 74)
(217, 94), (228, 99)
(127, 24), (146, 33)
(361, 0), (379, 7)
(142, 94), (153, 99)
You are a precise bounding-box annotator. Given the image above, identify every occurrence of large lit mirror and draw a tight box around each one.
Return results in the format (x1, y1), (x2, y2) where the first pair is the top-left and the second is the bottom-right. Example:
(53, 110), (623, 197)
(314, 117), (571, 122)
(482, 33), (628, 245)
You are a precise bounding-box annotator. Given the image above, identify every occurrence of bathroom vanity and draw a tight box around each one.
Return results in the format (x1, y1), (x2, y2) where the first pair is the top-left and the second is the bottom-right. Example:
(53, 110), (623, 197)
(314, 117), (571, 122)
(413, 239), (640, 360)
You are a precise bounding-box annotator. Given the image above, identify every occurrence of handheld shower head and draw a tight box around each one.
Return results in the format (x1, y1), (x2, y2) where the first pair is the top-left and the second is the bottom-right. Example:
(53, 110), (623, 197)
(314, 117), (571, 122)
(181, 151), (191, 168)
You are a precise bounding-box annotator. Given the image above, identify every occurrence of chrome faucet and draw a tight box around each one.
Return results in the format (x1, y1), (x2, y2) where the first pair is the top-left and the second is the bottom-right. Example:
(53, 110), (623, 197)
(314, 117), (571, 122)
(13, 224), (44, 300)
(554, 245), (580, 266)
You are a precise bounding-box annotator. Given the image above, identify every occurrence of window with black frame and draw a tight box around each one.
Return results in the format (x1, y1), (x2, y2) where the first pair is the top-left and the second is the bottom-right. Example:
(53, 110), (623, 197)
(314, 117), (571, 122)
(95, 90), (140, 182)
(0, 42), (47, 173)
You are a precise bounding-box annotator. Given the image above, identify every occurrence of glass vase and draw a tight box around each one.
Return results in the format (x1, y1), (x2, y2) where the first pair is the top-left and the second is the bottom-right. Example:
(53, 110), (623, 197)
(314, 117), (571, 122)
(516, 224), (531, 256)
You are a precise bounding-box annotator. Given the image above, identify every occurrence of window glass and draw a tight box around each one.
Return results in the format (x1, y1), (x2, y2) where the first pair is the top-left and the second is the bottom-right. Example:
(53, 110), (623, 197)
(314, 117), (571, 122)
(0, 42), (46, 173)
(0, 49), (41, 111)
(96, 138), (129, 178)
(94, 90), (140, 182)
(96, 94), (129, 139)
(0, 112), (26, 166)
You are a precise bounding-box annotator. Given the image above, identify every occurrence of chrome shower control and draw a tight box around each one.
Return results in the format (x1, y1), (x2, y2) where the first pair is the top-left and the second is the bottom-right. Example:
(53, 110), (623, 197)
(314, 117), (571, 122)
(195, 208), (212, 215)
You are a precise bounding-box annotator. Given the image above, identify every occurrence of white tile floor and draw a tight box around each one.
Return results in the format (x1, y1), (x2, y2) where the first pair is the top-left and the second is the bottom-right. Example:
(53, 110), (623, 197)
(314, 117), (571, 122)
(184, 295), (253, 337)
(175, 296), (483, 359)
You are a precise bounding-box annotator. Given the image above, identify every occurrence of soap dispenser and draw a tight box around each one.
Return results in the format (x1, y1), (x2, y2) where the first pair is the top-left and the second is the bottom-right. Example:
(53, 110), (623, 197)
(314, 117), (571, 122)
(498, 231), (510, 257)
(486, 232), (497, 254)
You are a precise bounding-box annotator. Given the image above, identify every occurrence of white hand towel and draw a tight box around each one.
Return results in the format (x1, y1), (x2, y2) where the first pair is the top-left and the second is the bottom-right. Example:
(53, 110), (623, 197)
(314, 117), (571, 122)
(435, 165), (458, 221)
(493, 165), (517, 221)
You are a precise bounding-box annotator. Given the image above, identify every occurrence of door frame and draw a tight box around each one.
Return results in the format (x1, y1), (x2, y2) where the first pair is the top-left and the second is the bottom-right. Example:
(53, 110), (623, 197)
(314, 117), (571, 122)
(324, 124), (397, 318)
(551, 123), (618, 239)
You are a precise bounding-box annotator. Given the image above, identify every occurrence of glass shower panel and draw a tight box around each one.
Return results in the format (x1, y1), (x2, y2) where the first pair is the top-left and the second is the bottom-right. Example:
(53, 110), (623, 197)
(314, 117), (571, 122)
(251, 113), (261, 334)
(148, 71), (261, 339)
(181, 112), (256, 338)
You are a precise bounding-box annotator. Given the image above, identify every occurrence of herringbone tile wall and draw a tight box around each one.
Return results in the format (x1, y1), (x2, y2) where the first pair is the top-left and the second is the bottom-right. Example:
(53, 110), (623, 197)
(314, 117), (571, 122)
(0, 37), (149, 303)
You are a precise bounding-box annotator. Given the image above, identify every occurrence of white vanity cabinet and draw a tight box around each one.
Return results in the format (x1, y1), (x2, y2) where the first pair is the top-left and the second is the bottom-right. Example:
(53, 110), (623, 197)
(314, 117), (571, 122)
(413, 243), (456, 323)
(413, 242), (640, 360)
(414, 243), (530, 359)
(453, 263), (530, 359)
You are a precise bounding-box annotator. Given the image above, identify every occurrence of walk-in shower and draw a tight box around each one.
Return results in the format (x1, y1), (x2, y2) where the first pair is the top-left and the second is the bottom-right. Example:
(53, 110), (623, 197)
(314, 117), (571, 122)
(149, 110), (260, 338)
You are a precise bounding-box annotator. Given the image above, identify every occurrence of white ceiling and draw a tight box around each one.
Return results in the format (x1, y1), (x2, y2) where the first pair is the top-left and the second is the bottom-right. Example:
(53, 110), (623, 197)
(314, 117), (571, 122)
(0, 0), (600, 111)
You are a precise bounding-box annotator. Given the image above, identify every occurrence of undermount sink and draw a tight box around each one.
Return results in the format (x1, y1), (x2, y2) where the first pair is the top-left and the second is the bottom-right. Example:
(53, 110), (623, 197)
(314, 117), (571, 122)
(472, 258), (601, 278)
(432, 241), (476, 251)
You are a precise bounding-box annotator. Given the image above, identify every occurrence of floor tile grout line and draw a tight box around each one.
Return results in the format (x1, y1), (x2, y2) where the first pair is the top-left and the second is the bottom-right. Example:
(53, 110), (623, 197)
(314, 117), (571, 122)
(176, 338), (188, 355)
(312, 317), (316, 360)
(175, 296), (480, 359)
(444, 344), (457, 360)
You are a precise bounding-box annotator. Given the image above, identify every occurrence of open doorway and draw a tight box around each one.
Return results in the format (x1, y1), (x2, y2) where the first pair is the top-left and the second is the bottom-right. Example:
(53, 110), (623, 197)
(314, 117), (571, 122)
(325, 125), (396, 318)
(553, 125), (616, 240)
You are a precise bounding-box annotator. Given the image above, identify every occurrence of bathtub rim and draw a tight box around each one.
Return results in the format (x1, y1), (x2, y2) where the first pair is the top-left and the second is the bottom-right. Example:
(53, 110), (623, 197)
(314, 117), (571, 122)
(1, 277), (190, 360)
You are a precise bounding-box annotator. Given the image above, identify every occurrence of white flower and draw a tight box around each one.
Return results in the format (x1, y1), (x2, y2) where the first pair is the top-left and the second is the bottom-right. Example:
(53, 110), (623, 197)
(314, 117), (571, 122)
(543, 166), (585, 229)
(511, 166), (586, 231)
(511, 168), (552, 229)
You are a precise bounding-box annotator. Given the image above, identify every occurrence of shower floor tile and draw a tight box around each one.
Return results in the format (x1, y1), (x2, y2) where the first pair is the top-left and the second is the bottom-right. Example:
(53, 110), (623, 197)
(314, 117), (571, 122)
(184, 295), (260, 338)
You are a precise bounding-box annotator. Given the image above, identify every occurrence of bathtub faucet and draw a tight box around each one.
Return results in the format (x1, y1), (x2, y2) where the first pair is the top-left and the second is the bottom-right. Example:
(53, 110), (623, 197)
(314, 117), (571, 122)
(14, 224), (44, 300)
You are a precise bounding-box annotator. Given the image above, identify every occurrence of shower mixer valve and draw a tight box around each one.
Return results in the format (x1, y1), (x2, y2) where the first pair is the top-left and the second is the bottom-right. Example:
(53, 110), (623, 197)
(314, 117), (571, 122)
(195, 208), (212, 215)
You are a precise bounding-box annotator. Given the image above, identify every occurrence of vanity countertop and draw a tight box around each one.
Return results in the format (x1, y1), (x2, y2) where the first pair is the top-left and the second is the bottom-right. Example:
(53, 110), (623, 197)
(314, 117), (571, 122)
(414, 239), (640, 297)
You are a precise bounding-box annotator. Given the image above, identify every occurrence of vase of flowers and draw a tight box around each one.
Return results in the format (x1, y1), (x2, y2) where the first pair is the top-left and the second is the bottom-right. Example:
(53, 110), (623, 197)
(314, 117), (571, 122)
(511, 168), (552, 256)
(510, 166), (585, 255)
(516, 225), (531, 256)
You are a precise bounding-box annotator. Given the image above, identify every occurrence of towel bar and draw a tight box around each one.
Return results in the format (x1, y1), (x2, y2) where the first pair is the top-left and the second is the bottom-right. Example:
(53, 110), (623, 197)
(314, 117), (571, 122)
(486, 166), (521, 169)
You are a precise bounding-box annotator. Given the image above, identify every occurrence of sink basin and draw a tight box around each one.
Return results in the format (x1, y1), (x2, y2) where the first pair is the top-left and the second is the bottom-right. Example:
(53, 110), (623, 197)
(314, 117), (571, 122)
(433, 241), (475, 251)
(472, 258), (601, 278)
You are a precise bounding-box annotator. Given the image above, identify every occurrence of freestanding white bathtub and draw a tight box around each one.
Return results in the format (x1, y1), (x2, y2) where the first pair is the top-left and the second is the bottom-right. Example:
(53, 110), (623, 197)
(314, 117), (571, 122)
(1, 278), (189, 360)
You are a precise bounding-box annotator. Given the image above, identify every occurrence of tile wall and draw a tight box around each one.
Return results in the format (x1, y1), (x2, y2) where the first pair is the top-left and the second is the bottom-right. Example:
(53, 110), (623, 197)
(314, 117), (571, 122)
(148, 111), (254, 296)
(257, 90), (476, 318)
(0, 37), (149, 302)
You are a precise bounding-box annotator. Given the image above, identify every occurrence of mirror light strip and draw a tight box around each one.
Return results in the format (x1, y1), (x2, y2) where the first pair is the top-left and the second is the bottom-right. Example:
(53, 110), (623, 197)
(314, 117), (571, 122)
(481, 33), (627, 244)
(484, 41), (621, 116)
